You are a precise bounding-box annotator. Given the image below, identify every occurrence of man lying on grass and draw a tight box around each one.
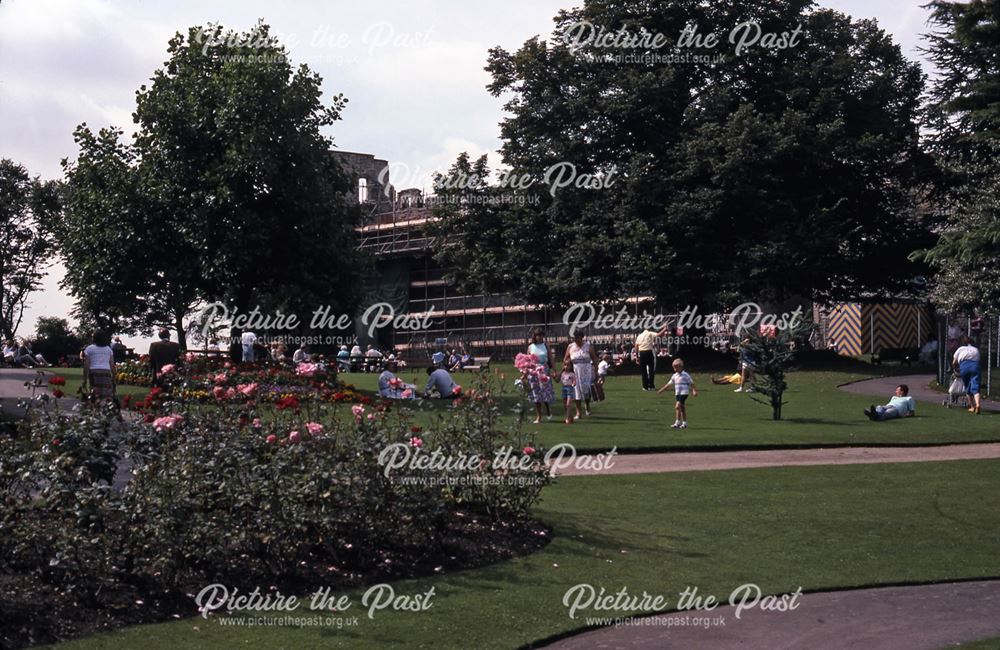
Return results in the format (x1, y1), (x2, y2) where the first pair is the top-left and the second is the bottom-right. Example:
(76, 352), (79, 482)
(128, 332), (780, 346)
(864, 384), (915, 421)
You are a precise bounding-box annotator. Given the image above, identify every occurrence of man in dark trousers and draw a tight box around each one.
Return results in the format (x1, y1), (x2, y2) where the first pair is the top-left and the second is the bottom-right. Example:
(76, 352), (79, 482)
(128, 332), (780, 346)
(635, 325), (670, 391)
(148, 328), (181, 385)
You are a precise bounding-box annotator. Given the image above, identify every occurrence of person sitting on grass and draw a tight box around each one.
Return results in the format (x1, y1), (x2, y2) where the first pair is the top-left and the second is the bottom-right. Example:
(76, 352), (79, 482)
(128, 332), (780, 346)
(864, 384), (915, 421)
(424, 366), (458, 399)
(712, 371), (743, 385)
(13, 340), (37, 367)
(378, 359), (416, 399)
(2, 340), (16, 365)
(657, 358), (697, 429)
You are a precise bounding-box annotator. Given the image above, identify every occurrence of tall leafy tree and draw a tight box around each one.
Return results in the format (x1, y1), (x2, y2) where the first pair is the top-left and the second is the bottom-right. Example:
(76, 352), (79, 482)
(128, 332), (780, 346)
(435, 1), (931, 309)
(60, 21), (365, 347)
(0, 159), (59, 340)
(917, 0), (1000, 315)
(60, 126), (162, 334)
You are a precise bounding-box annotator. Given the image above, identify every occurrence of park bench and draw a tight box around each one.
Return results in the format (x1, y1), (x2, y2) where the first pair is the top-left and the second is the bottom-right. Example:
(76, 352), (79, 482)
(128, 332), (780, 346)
(872, 347), (920, 366)
(463, 356), (491, 372)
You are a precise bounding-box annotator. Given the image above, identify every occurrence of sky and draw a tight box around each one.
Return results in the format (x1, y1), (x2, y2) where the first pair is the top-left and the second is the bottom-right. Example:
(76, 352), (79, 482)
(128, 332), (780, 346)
(0, 0), (934, 351)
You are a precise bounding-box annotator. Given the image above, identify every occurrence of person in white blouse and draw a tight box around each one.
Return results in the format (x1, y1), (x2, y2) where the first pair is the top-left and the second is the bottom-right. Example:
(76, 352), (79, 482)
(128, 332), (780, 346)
(952, 335), (982, 414)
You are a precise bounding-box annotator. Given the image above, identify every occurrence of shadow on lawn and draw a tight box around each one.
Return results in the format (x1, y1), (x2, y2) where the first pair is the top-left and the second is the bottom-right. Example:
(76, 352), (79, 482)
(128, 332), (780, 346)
(783, 417), (850, 426)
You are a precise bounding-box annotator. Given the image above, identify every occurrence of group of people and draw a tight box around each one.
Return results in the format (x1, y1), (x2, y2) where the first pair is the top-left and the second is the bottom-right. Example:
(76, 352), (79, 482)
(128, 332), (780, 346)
(521, 328), (612, 425)
(431, 347), (473, 372)
(375, 358), (459, 400)
(2, 339), (49, 367)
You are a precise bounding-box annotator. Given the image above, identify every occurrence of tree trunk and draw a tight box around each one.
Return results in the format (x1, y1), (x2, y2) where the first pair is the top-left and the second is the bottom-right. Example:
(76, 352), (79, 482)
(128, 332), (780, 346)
(174, 310), (187, 351)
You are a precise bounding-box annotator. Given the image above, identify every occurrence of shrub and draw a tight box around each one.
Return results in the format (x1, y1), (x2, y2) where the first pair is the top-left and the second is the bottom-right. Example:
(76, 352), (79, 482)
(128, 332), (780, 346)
(0, 373), (549, 594)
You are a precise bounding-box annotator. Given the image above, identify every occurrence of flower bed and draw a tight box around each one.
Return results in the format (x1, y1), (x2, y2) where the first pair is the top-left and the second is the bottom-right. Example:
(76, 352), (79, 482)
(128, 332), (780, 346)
(1, 373), (550, 646)
(117, 355), (371, 406)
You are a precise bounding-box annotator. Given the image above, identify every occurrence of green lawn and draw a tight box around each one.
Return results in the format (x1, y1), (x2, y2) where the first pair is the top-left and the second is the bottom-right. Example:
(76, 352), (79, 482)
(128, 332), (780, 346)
(341, 365), (1000, 452)
(45, 367), (149, 400)
(49, 458), (1000, 649)
(55, 363), (997, 450)
(950, 638), (1000, 649)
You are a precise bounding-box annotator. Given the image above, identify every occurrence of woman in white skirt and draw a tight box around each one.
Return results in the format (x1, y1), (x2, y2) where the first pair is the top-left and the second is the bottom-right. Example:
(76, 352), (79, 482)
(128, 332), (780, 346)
(564, 331), (599, 418)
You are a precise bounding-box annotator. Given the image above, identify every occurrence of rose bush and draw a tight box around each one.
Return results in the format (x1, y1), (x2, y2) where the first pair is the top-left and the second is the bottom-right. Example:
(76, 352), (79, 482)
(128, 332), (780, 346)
(0, 372), (550, 595)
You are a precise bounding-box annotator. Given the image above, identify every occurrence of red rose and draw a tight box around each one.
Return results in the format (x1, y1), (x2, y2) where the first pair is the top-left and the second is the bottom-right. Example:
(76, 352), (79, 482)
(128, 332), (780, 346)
(410, 425), (422, 433)
(52, 389), (64, 399)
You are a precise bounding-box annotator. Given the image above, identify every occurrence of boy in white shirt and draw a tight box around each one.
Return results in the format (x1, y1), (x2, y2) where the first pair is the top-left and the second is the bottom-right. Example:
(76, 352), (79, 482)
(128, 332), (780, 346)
(657, 358), (697, 429)
(594, 352), (611, 402)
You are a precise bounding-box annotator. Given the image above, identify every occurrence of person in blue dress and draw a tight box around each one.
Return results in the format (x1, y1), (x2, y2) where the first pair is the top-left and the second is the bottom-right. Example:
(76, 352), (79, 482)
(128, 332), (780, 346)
(526, 328), (555, 423)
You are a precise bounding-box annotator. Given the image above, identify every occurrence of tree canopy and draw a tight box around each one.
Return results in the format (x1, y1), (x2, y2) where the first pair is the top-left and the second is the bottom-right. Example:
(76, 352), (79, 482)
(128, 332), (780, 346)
(0, 159), (59, 340)
(917, 0), (1000, 315)
(434, 0), (932, 310)
(59, 21), (365, 346)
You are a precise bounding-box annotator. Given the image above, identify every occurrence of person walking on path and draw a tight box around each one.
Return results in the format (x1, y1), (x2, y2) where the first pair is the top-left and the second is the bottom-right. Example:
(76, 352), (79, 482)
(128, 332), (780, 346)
(635, 325), (669, 391)
(953, 335), (982, 414)
(565, 331), (599, 417)
(526, 328), (555, 423)
(83, 329), (117, 401)
(657, 358), (697, 429)
(864, 384), (916, 421)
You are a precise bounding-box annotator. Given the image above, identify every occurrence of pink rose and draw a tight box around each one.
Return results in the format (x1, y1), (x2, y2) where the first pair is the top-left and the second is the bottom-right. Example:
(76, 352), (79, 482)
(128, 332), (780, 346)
(296, 362), (319, 377)
(760, 324), (778, 339)
(212, 386), (226, 400)
(401, 388), (413, 399)
(184, 352), (196, 363)
(523, 446), (536, 455)
(237, 382), (258, 396)
(266, 434), (277, 444)
(351, 404), (365, 418)
(305, 422), (324, 436)
(214, 373), (228, 384)
(226, 387), (237, 399)
(410, 436), (423, 448)
(159, 364), (176, 375)
(514, 353), (540, 372)
(451, 385), (462, 395)
(152, 414), (183, 431)
(252, 418), (262, 428)
(288, 430), (301, 443)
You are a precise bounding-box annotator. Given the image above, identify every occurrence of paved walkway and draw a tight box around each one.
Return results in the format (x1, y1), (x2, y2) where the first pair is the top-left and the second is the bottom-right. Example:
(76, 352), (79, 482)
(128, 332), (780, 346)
(838, 373), (1000, 412)
(555, 442), (1000, 476)
(0, 367), (80, 417)
(545, 579), (1000, 649)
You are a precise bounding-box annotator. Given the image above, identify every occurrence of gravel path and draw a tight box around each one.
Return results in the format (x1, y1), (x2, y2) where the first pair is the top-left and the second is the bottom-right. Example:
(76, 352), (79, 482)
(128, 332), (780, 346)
(544, 579), (1000, 650)
(554, 442), (1000, 476)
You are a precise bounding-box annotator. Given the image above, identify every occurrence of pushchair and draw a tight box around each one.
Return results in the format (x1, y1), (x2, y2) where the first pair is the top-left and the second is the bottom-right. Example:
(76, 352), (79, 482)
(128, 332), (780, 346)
(944, 373), (970, 409)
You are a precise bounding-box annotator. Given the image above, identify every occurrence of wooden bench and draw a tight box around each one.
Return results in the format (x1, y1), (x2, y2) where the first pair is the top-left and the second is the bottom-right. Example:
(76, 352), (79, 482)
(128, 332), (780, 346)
(463, 356), (491, 372)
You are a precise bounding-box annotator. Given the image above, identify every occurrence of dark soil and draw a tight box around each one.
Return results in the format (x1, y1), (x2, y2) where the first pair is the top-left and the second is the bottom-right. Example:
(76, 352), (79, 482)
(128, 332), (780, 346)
(0, 510), (551, 649)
